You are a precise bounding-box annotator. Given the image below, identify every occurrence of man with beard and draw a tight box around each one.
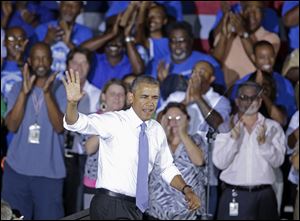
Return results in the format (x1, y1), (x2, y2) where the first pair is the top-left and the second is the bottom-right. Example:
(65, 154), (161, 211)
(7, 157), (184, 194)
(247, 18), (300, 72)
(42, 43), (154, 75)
(213, 81), (286, 219)
(1, 42), (67, 220)
(148, 21), (226, 94)
(230, 41), (296, 120)
(35, 1), (93, 75)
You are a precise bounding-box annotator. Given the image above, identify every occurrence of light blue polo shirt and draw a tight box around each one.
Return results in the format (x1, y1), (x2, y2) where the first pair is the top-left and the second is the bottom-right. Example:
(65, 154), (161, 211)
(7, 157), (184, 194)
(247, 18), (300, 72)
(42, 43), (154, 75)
(5, 80), (67, 179)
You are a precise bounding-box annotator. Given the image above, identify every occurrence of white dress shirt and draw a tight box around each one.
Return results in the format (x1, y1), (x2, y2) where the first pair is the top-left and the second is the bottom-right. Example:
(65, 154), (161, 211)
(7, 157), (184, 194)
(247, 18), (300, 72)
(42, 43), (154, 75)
(286, 110), (299, 184)
(286, 110), (299, 153)
(157, 88), (231, 134)
(64, 107), (181, 197)
(213, 113), (286, 186)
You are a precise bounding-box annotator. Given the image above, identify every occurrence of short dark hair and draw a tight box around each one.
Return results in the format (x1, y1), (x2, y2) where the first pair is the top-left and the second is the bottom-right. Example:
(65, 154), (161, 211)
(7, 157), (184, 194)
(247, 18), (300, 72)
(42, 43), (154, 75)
(237, 81), (263, 97)
(67, 47), (92, 65)
(253, 40), (274, 54)
(167, 21), (194, 39)
(160, 102), (190, 121)
(131, 75), (160, 93)
(29, 42), (52, 60)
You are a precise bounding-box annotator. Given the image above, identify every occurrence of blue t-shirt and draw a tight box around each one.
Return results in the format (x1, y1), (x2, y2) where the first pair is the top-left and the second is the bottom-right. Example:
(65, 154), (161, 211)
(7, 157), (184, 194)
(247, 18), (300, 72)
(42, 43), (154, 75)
(282, 2), (299, 50)
(35, 20), (93, 73)
(106, 1), (183, 21)
(5, 80), (67, 179)
(149, 37), (170, 61)
(212, 3), (280, 34)
(1, 2), (55, 38)
(230, 72), (297, 118)
(148, 51), (226, 91)
(1, 60), (22, 101)
(89, 53), (132, 89)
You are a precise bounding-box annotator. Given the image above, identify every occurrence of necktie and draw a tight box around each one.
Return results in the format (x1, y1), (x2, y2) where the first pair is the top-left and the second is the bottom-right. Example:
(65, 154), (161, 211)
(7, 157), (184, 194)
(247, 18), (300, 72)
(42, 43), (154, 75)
(136, 122), (149, 212)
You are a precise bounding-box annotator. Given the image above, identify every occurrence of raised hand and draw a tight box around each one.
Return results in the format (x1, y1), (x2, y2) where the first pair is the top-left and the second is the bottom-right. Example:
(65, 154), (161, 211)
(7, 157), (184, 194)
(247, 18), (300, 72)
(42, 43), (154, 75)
(257, 122), (267, 145)
(60, 20), (73, 45)
(111, 14), (122, 36)
(43, 72), (59, 94)
(21, 63), (36, 95)
(45, 25), (64, 45)
(124, 9), (137, 37)
(157, 60), (170, 82)
(178, 115), (188, 139)
(185, 74), (202, 104)
(2, 1), (12, 17)
(185, 190), (201, 211)
(230, 116), (242, 140)
(62, 69), (85, 104)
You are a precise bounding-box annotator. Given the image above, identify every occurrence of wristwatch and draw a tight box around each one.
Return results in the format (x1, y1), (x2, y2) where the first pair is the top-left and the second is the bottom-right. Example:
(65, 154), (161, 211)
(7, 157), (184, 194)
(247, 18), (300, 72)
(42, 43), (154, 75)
(125, 36), (135, 43)
(240, 32), (249, 39)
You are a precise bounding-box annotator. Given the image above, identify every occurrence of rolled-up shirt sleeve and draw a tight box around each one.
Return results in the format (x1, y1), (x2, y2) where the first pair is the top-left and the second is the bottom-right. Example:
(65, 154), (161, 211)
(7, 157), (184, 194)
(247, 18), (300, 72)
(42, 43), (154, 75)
(158, 132), (181, 184)
(63, 112), (115, 139)
(259, 122), (286, 168)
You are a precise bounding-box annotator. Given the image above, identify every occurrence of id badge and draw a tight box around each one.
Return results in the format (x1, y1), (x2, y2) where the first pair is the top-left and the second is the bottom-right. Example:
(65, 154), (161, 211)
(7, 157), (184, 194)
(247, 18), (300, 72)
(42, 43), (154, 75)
(28, 123), (41, 144)
(229, 202), (239, 216)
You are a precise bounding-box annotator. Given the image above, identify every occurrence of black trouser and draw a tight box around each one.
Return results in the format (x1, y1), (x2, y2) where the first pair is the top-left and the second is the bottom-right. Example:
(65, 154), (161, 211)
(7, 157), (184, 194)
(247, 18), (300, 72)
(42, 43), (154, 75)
(217, 184), (279, 220)
(90, 188), (142, 220)
(63, 153), (86, 215)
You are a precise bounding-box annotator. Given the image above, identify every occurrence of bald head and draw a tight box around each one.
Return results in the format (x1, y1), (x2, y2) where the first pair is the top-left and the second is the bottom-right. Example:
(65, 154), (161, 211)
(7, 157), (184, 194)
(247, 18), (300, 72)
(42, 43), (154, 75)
(28, 42), (53, 78)
(29, 42), (52, 60)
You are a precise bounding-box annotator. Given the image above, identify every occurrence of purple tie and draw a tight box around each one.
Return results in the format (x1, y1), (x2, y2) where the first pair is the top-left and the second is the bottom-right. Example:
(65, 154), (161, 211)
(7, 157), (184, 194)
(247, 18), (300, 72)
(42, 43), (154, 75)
(136, 122), (149, 212)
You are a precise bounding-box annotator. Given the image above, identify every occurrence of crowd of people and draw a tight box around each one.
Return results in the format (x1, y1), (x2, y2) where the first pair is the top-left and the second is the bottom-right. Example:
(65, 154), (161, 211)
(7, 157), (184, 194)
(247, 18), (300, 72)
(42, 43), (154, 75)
(1, 1), (299, 220)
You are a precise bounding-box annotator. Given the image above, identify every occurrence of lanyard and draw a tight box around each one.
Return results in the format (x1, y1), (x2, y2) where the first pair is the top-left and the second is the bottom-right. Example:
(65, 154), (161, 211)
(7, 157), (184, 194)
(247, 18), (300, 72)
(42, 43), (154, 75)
(32, 90), (44, 121)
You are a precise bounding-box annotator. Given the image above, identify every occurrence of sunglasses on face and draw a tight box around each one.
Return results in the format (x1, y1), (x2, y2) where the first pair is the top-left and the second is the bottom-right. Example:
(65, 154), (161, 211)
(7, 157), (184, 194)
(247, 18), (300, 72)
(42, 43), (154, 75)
(238, 94), (259, 102)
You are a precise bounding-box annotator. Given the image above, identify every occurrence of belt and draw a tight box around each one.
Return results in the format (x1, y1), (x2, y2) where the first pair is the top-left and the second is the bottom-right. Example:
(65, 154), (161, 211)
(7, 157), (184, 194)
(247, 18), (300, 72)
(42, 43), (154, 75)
(224, 183), (271, 192)
(97, 188), (136, 203)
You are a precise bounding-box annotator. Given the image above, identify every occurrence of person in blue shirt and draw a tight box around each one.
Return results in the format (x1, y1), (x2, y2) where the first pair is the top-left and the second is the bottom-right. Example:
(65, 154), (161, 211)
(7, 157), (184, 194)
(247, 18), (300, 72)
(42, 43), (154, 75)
(105, 1), (183, 22)
(211, 1), (280, 41)
(82, 14), (144, 90)
(230, 40), (296, 120)
(1, 1), (55, 39)
(282, 2), (299, 51)
(35, 1), (93, 75)
(136, 2), (170, 65)
(148, 21), (226, 94)
(2, 42), (67, 220)
(1, 27), (28, 101)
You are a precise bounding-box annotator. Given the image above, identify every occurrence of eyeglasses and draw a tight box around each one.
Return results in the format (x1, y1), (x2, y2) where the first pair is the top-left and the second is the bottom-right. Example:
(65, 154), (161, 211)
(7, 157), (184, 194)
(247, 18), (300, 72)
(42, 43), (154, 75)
(170, 37), (187, 44)
(6, 36), (25, 42)
(167, 115), (181, 121)
(238, 94), (259, 102)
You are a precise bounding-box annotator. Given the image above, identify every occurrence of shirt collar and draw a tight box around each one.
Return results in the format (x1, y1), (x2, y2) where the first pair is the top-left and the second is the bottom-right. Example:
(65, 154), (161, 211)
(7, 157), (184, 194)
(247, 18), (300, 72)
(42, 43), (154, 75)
(127, 107), (151, 129)
(233, 112), (265, 127)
